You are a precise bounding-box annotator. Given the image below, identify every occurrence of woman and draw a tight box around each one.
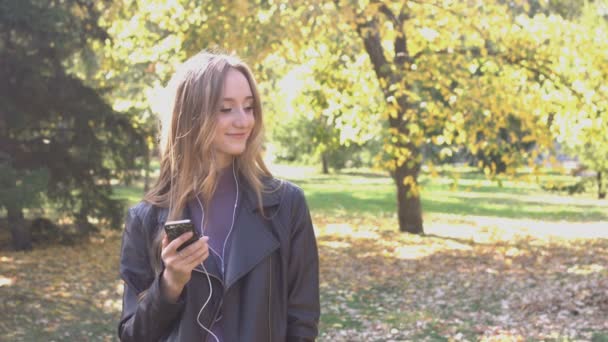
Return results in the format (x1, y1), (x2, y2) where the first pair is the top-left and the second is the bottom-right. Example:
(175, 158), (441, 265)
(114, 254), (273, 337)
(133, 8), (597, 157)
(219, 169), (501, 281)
(118, 51), (320, 342)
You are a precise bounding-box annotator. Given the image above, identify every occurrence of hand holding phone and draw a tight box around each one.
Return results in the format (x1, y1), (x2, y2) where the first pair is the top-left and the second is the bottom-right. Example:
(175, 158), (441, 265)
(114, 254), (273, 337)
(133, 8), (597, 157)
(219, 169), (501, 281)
(164, 219), (200, 251)
(160, 219), (208, 302)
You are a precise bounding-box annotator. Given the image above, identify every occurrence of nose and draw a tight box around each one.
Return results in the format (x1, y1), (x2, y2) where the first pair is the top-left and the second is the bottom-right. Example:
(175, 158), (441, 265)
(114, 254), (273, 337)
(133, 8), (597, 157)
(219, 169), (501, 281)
(233, 107), (251, 128)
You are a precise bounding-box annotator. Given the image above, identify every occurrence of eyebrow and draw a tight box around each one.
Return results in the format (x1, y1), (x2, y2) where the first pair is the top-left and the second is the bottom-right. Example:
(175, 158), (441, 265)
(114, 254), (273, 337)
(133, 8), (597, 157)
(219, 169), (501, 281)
(222, 96), (254, 102)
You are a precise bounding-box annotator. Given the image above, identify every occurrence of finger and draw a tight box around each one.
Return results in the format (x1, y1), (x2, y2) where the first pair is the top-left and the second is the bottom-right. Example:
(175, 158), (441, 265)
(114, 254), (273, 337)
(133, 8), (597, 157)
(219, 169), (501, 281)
(185, 248), (210, 269)
(181, 241), (208, 262)
(199, 248), (210, 262)
(166, 231), (194, 253)
(174, 242), (204, 264)
(160, 235), (172, 260)
(178, 237), (209, 258)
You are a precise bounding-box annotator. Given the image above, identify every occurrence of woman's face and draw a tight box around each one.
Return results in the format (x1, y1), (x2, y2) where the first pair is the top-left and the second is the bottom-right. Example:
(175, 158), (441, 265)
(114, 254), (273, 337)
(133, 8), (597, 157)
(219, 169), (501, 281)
(212, 68), (255, 168)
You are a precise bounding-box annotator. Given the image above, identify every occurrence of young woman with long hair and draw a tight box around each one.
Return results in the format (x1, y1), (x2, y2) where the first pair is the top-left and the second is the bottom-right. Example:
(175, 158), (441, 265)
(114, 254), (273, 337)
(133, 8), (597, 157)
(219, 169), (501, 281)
(118, 51), (320, 341)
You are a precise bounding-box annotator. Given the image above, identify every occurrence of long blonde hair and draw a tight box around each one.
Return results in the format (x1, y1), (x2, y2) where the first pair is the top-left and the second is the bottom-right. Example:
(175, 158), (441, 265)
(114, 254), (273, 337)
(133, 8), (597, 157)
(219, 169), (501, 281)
(144, 51), (271, 273)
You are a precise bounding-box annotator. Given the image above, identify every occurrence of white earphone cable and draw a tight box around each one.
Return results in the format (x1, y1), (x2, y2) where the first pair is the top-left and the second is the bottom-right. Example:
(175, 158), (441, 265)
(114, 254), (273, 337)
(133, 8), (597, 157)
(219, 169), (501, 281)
(195, 161), (238, 342)
(196, 262), (219, 342)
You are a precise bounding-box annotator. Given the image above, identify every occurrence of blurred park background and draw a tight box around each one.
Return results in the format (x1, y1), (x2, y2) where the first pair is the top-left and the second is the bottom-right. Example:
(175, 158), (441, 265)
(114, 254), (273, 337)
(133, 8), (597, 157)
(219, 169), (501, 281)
(1, 0), (608, 340)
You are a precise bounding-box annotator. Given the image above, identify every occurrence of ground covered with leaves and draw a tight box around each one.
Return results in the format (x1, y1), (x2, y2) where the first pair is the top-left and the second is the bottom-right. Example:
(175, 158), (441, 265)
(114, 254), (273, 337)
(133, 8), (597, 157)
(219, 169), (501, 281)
(1, 168), (607, 341)
(1, 212), (606, 341)
(315, 214), (608, 341)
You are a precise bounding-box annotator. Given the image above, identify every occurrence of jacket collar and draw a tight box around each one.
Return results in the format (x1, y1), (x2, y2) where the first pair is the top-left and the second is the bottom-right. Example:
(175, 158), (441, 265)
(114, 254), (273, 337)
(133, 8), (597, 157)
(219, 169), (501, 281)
(240, 175), (282, 212)
(224, 201), (280, 289)
(224, 174), (282, 288)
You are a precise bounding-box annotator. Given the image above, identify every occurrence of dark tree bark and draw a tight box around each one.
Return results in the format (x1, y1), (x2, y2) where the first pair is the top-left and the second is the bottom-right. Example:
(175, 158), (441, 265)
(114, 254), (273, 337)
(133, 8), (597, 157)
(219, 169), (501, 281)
(392, 160), (424, 233)
(321, 153), (329, 174)
(7, 205), (32, 251)
(355, 5), (424, 234)
(598, 171), (606, 199)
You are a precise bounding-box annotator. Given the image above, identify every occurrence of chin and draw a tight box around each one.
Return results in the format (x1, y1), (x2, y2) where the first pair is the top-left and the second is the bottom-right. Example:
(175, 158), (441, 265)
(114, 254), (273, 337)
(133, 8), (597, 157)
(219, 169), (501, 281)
(227, 147), (247, 156)
(216, 142), (248, 159)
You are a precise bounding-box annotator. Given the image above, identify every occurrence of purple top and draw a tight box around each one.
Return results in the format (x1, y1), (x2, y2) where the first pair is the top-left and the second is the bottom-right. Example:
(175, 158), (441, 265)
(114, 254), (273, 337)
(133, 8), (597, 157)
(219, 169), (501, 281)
(187, 165), (237, 342)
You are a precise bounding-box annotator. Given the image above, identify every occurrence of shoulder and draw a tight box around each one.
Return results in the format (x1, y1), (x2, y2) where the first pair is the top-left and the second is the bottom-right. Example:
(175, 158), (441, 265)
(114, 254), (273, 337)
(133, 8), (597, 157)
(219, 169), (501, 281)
(269, 179), (313, 238)
(124, 201), (164, 235)
(261, 176), (306, 204)
(127, 201), (156, 222)
(281, 180), (306, 204)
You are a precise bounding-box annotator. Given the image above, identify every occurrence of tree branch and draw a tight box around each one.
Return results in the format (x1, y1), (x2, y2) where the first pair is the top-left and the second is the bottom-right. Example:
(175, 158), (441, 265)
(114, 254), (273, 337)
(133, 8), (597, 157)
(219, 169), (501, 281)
(375, 1), (410, 65)
(355, 18), (390, 85)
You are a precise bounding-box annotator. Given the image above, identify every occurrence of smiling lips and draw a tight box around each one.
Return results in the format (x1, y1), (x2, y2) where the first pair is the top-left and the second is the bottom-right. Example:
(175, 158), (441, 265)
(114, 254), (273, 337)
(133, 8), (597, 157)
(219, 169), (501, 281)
(226, 132), (249, 139)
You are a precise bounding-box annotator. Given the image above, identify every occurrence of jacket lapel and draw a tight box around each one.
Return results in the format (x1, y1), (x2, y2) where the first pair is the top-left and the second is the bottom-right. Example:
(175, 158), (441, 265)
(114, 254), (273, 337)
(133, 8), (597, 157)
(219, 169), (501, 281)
(224, 207), (280, 290)
(223, 176), (282, 290)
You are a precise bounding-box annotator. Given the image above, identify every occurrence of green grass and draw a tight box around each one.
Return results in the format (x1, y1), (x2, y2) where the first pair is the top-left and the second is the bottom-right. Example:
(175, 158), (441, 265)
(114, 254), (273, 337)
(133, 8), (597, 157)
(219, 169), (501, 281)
(112, 184), (146, 205)
(112, 165), (608, 222)
(593, 332), (608, 342)
(270, 166), (608, 222)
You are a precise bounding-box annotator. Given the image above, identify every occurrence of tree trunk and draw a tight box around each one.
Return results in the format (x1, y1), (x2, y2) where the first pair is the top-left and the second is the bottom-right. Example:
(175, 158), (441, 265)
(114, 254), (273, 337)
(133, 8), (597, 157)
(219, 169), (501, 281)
(321, 153), (329, 174)
(354, 7), (424, 233)
(7, 205), (32, 251)
(599, 171), (606, 199)
(393, 161), (424, 234)
(124, 173), (132, 186)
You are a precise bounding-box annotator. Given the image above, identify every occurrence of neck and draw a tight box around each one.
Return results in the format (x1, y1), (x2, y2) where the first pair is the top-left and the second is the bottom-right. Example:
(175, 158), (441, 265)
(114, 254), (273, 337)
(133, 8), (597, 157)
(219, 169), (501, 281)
(216, 155), (234, 170)
(217, 161), (233, 175)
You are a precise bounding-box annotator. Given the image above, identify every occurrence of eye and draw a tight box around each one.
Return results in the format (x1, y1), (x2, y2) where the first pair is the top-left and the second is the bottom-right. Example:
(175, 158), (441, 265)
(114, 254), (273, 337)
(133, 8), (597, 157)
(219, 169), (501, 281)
(220, 108), (232, 113)
(244, 105), (254, 112)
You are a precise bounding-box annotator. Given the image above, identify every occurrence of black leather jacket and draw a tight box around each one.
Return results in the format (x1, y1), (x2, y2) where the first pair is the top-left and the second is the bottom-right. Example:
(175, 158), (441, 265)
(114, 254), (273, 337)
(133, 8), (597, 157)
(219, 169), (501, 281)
(118, 177), (320, 341)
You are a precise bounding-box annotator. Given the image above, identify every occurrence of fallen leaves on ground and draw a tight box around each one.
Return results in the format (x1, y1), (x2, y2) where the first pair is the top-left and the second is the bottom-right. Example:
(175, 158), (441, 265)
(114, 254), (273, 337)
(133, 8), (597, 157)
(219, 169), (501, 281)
(0, 214), (607, 341)
(315, 214), (608, 341)
(0, 232), (122, 341)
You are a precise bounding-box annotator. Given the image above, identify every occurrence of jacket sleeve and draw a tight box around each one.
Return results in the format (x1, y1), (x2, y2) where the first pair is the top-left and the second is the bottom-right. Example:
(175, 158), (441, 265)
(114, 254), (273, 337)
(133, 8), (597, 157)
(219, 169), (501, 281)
(118, 206), (186, 342)
(286, 187), (320, 342)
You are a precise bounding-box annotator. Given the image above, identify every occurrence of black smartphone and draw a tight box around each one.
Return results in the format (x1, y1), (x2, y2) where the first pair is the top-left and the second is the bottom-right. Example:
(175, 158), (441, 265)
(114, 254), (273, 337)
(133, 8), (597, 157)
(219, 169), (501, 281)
(164, 219), (199, 251)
